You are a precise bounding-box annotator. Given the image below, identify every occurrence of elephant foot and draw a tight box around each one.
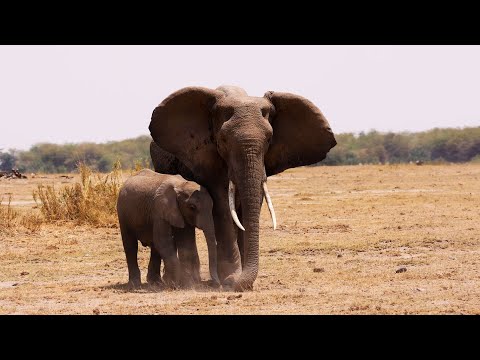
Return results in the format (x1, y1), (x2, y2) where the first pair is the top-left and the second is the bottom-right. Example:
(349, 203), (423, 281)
(179, 273), (196, 289)
(147, 277), (164, 289)
(147, 273), (162, 285)
(162, 272), (180, 289)
(221, 274), (238, 291)
(192, 271), (201, 284)
(234, 281), (253, 292)
(179, 264), (201, 285)
(218, 261), (241, 284)
(206, 279), (221, 289)
(127, 278), (142, 290)
(222, 275), (254, 292)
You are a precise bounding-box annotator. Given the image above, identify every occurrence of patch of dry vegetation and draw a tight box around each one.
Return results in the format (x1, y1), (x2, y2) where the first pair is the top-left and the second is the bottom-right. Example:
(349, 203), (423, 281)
(1, 196), (43, 234)
(33, 162), (122, 227)
(1, 161), (141, 233)
(19, 212), (44, 233)
(0, 196), (18, 230)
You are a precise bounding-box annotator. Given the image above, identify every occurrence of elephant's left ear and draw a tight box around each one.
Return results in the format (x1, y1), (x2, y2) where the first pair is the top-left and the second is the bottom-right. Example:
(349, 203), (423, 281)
(263, 91), (337, 176)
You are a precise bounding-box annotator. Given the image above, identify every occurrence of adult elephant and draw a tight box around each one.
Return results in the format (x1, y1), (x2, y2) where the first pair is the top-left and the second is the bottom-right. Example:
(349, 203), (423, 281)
(149, 86), (336, 291)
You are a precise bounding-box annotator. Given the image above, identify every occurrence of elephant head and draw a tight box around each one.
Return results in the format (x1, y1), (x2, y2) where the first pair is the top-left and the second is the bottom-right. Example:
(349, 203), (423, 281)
(149, 86), (336, 291)
(156, 178), (215, 231)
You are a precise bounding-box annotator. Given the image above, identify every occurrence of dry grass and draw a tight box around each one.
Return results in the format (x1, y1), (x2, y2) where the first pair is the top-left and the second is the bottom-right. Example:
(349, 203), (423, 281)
(19, 213), (44, 233)
(1, 195), (43, 234)
(33, 162), (122, 227)
(0, 196), (19, 230)
(1, 164), (480, 314)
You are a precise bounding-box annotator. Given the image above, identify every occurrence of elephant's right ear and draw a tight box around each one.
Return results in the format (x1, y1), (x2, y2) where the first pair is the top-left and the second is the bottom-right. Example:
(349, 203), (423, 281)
(149, 87), (224, 181)
(154, 182), (185, 229)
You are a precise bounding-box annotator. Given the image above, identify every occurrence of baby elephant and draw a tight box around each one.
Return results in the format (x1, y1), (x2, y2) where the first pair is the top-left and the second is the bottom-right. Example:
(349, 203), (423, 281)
(117, 169), (219, 288)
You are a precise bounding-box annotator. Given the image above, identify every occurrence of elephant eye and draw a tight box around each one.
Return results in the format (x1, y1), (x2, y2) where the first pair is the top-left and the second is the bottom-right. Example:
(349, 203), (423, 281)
(189, 204), (197, 211)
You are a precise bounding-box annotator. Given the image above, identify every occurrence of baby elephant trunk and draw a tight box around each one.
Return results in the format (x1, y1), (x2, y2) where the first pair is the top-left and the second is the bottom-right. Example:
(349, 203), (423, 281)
(203, 227), (220, 285)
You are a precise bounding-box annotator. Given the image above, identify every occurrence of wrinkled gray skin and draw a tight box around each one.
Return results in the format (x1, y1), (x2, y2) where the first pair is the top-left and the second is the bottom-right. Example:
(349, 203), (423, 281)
(149, 86), (336, 291)
(117, 169), (219, 288)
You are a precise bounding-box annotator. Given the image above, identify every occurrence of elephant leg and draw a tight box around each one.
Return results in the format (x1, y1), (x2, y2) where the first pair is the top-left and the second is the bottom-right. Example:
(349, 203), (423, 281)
(210, 189), (242, 286)
(120, 224), (141, 288)
(174, 225), (201, 287)
(153, 220), (181, 288)
(147, 246), (162, 285)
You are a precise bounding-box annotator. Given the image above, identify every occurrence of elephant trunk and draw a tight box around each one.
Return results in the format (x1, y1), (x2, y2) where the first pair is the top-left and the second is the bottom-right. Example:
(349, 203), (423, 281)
(203, 226), (220, 285)
(233, 154), (264, 291)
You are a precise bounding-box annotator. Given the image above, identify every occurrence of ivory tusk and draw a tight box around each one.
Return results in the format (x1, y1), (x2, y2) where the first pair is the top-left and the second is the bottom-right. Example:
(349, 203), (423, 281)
(228, 181), (245, 231)
(263, 182), (277, 230)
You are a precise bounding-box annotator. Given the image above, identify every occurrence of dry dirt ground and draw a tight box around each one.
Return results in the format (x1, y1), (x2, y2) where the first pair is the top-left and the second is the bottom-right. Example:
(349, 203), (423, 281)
(1, 164), (480, 314)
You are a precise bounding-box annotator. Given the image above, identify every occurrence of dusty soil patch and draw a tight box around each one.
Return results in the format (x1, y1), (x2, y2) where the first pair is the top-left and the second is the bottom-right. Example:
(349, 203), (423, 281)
(1, 164), (480, 314)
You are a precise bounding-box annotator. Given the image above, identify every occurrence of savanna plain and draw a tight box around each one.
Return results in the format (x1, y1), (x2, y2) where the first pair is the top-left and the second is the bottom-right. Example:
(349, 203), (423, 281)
(1, 164), (479, 314)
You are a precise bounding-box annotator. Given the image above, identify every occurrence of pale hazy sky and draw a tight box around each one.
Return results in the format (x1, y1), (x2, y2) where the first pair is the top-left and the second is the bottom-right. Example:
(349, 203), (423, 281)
(1, 45), (479, 150)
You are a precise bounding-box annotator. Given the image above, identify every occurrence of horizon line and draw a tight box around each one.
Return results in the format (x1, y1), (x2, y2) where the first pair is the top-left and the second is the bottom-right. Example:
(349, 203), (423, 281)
(1, 125), (479, 152)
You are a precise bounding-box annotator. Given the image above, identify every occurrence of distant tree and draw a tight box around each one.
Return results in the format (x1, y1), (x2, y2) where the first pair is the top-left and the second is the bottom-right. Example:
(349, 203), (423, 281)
(318, 126), (480, 166)
(383, 133), (410, 163)
(7, 127), (480, 172)
(0, 151), (16, 171)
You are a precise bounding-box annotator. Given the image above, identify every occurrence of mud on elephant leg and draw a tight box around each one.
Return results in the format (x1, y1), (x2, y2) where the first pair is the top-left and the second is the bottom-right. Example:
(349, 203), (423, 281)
(174, 225), (201, 287)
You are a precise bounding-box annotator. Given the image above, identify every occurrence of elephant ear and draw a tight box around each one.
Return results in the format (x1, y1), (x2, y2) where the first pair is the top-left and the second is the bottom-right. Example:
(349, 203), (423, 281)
(154, 182), (185, 229)
(263, 91), (337, 177)
(149, 87), (224, 181)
